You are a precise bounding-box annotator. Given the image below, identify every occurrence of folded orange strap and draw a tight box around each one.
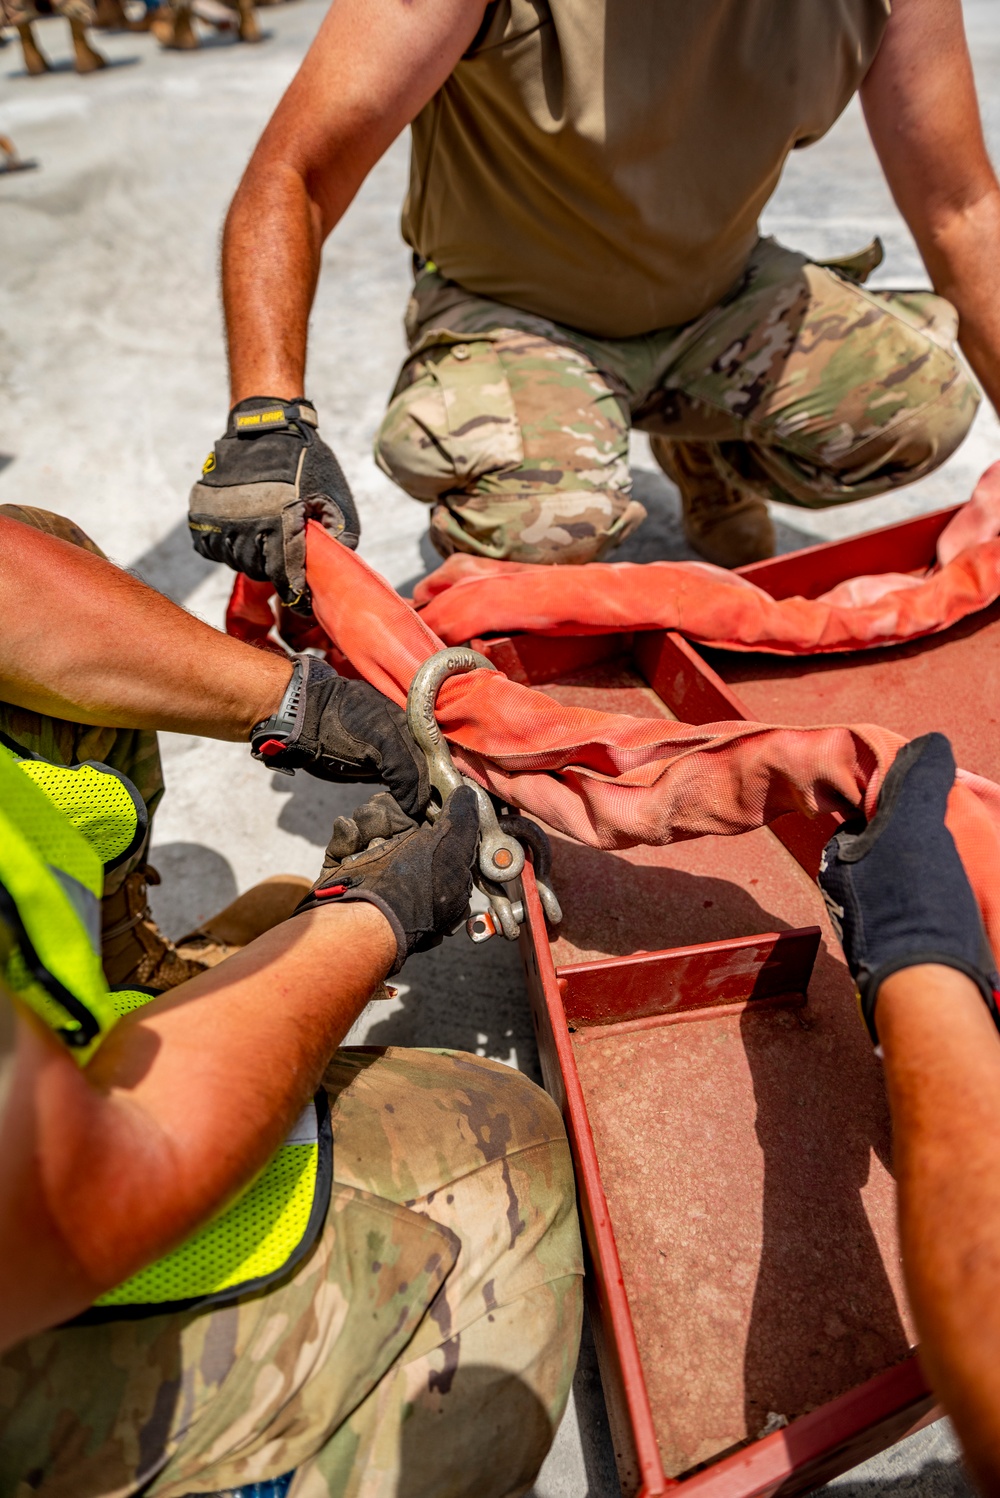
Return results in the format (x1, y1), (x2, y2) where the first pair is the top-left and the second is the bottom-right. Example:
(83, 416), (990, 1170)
(414, 464), (1000, 655)
(299, 521), (1000, 958)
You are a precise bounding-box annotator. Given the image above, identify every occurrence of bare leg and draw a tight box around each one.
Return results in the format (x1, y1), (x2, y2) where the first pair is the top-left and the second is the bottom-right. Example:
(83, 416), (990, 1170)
(16, 21), (51, 74)
(878, 965), (1000, 1492)
(69, 16), (108, 70)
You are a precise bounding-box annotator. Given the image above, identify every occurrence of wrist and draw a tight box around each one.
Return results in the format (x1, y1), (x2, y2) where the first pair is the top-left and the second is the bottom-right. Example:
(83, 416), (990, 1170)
(305, 895), (398, 976)
(229, 380), (307, 406)
(241, 655), (295, 742)
(877, 964), (993, 1042)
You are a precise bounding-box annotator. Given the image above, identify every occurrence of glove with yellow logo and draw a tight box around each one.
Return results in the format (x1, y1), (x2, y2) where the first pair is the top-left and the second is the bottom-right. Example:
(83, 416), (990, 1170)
(188, 397), (360, 614)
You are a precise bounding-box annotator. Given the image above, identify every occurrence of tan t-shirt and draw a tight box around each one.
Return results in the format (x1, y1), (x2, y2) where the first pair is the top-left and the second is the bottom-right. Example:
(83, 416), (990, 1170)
(402, 0), (891, 337)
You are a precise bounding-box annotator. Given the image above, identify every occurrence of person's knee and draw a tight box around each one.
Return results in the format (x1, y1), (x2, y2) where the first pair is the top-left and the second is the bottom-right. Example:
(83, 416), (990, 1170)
(325, 1047), (574, 1208)
(375, 328), (641, 562)
(374, 335), (527, 504)
(836, 357), (980, 491)
(755, 273), (980, 507)
(429, 487), (646, 563)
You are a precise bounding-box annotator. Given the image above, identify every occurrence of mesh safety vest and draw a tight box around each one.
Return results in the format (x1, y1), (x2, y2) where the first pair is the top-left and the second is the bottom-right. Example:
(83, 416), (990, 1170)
(0, 738), (331, 1318)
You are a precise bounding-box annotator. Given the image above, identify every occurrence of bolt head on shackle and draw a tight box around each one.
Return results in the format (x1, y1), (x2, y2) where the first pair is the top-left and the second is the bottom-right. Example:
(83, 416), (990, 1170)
(467, 910), (499, 943)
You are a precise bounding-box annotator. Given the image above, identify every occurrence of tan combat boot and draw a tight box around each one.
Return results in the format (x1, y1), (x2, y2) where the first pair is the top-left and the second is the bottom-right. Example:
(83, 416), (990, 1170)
(236, 0), (261, 42)
(174, 874), (313, 969)
(69, 17), (109, 71)
(649, 435), (775, 569)
(102, 866), (208, 991)
(102, 869), (314, 989)
(16, 22), (51, 74)
(151, 2), (199, 47)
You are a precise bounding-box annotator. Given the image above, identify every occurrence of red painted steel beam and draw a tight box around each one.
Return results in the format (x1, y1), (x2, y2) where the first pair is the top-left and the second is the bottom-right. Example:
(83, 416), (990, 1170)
(557, 927), (820, 1028)
(735, 505), (960, 601)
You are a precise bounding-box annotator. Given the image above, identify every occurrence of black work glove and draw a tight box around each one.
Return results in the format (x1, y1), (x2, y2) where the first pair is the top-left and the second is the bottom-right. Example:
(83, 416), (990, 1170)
(250, 655), (429, 820)
(818, 732), (1000, 1043)
(298, 787), (480, 974)
(189, 397), (360, 613)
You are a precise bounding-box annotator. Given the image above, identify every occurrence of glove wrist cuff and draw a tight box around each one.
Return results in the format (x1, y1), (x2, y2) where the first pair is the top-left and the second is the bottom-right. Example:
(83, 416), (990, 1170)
(295, 887), (406, 975)
(229, 398), (319, 436)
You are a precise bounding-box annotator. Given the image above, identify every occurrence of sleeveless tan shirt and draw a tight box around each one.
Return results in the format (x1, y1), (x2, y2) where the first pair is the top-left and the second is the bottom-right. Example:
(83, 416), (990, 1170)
(402, 0), (891, 338)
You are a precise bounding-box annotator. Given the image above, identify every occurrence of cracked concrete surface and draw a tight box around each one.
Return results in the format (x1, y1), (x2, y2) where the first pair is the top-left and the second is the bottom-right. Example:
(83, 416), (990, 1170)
(1, 4), (998, 1491)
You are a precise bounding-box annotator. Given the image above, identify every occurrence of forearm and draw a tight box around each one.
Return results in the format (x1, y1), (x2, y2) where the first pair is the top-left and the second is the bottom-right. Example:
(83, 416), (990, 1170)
(917, 188), (1000, 416)
(861, 0), (1000, 415)
(221, 0), (486, 407)
(42, 902), (395, 1292)
(223, 159), (324, 404)
(879, 965), (1000, 1491)
(0, 517), (291, 738)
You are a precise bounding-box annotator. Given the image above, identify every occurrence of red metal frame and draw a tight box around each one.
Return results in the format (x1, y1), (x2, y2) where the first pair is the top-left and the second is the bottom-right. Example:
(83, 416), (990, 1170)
(477, 511), (985, 1496)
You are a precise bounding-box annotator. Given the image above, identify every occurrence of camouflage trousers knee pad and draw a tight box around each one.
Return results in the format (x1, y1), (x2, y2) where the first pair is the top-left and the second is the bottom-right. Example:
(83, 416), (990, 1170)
(378, 243), (980, 561)
(427, 488), (647, 564)
(374, 327), (646, 564)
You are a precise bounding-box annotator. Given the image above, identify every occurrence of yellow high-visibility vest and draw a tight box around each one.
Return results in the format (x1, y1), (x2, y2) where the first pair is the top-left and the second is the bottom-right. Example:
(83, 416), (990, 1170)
(0, 737), (330, 1316)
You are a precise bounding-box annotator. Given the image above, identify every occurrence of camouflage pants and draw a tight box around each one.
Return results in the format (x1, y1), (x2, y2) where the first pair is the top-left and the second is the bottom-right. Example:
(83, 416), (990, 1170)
(374, 236), (980, 564)
(0, 0), (93, 27)
(0, 1047), (584, 1498)
(0, 506), (164, 898)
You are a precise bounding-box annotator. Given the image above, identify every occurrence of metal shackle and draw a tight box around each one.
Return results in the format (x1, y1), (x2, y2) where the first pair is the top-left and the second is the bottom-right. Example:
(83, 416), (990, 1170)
(405, 648), (525, 887)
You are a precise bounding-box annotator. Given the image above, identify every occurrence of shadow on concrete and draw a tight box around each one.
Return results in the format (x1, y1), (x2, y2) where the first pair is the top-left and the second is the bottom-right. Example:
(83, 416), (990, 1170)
(550, 1306), (620, 1498)
(821, 1461), (974, 1498)
(268, 769), (368, 846)
(128, 516), (216, 605)
(0, 456), (13, 476)
(4, 54), (141, 77)
(397, 529), (447, 599)
(147, 838), (238, 937)
(619, 466), (823, 565)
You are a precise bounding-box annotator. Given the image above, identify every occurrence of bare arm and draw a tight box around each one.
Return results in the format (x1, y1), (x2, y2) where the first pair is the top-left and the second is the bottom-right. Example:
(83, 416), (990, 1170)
(861, 0), (1000, 414)
(878, 965), (1000, 1492)
(0, 516), (292, 738)
(0, 901), (395, 1349)
(223, 0), (486, 403)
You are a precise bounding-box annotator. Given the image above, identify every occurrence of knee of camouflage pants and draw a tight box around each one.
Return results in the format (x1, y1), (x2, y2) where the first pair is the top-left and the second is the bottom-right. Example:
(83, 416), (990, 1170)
(637, 239), (981, 511)
(0, 1048), (583, 1498)
(303, 1047), (585, 1498)
(374, 328), (646, 564)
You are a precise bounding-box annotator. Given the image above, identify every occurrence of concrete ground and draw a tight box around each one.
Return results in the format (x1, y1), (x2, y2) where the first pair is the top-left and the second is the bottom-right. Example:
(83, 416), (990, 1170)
(1, 3), (999, 1492)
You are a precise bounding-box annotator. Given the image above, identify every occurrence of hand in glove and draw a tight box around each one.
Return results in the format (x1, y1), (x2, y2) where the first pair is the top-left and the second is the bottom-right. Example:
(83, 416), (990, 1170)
(250, 656), (429, 820)
(818, 732), (1000, 1042)
(189, 397), (359, 613)
(298, 787), (480, 975)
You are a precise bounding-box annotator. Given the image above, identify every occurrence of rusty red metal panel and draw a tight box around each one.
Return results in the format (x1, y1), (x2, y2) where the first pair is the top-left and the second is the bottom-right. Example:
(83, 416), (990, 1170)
(520, 863), (671, 1495)
(501, 512), (981, 1495)
(557, 928), (820, 1028)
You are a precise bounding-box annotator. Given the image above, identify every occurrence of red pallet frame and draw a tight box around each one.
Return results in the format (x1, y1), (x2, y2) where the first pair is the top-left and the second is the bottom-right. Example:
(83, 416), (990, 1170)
(473, 505), (967, 1496)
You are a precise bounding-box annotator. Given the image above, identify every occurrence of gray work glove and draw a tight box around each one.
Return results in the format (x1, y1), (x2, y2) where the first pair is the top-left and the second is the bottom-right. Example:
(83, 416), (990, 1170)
(818, 732), (1000, 1043)
(189, 397), (360, 613)
(250, 656), (429, 820)
(297, 787), (480, 975)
